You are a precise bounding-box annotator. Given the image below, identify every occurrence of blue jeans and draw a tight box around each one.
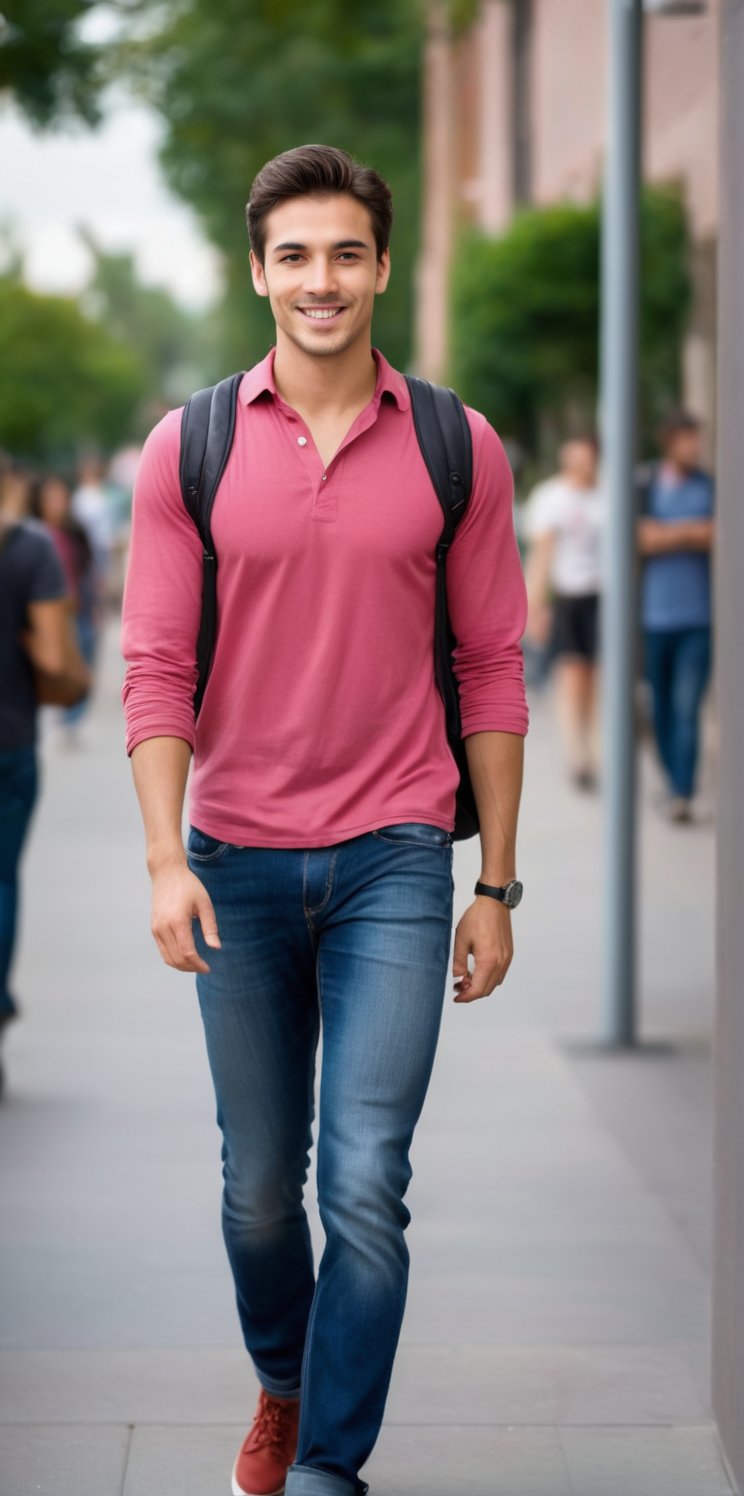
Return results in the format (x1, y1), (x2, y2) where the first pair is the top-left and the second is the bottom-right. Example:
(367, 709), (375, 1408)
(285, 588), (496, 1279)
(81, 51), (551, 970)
(64, 612), (98, 727)
(0, 745), (39, 1020)
(188, 821), (455, 1496)
(644, 626), (712, 799)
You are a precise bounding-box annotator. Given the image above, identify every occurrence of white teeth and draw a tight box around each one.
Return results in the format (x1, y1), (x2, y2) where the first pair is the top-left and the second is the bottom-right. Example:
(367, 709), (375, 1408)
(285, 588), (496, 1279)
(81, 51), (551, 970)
(302, 308), (341, 319)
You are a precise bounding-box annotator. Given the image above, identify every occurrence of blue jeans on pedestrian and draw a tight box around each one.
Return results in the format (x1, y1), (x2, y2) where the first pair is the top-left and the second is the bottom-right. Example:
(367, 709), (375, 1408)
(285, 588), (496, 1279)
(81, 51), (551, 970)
(0, 745), (39, 1020)
(644, 626), (712, 799)
(188, 821), (455, 1496)
(64, 612), (97, 727)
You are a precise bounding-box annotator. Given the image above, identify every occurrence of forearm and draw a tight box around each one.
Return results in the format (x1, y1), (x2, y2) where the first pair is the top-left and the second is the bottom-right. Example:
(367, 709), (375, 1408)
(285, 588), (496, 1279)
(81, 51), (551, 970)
(638, 518), (714, 555)
(464, 729), (524, 882)
(524, 537), (553, 609)
(23, 599), (91, 704)
(685, 519), (715, 551)
(131, 735), (193, 875)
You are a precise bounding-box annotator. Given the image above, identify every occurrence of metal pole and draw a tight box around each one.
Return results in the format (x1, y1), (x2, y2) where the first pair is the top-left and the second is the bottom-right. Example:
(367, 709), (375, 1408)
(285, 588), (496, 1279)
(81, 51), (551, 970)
(599, 0), (643, 1045)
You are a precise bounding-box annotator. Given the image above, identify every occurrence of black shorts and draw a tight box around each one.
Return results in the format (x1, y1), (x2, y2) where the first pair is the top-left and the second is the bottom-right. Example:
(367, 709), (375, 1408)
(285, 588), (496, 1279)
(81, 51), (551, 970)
(549, 593), (600, 662)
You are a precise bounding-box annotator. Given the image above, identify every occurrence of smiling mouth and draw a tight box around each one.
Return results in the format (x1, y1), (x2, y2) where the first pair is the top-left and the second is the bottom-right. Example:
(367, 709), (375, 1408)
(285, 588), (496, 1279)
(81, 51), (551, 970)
(297, 306), (347, 322)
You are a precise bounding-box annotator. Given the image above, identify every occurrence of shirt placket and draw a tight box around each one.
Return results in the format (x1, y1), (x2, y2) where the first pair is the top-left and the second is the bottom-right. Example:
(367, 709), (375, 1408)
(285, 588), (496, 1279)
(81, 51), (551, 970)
(277, 392), (386, 524)
(277, 401), (338, 523)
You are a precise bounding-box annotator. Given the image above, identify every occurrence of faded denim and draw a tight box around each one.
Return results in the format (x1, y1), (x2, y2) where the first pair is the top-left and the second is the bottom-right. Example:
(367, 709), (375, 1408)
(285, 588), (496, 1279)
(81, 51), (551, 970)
(189, 820), (455, 1495)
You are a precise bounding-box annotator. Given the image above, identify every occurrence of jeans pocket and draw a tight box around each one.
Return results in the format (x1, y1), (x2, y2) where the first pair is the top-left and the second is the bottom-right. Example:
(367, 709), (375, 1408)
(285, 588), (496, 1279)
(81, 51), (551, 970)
(186, 825), (231, 862)
(371, 821), (453, 848)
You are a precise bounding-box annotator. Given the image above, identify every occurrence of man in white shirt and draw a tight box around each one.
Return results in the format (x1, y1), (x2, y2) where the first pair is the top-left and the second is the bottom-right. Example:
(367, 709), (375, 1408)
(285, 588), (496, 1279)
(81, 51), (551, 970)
(523, 436), (604, 789)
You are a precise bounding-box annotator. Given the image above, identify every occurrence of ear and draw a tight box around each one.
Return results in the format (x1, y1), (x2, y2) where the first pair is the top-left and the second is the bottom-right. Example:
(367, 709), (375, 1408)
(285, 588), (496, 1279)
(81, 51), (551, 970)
(250, 250), (270, 299)
(375, 248), (391, 296)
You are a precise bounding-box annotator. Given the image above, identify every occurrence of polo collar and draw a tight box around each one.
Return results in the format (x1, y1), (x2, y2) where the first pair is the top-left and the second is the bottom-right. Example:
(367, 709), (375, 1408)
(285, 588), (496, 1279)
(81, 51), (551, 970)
(238, 345), (410, 412)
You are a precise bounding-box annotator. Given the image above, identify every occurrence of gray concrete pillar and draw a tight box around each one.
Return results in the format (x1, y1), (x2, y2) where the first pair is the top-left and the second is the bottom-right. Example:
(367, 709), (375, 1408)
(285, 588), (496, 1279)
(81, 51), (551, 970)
(712, 1), (744, 1487)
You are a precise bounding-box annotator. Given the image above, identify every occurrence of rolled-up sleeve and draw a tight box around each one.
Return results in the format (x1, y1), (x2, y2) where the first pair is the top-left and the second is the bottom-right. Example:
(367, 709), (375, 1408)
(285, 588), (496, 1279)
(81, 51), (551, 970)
(446, 411), (529, 738)
(120, 408), (203, 756)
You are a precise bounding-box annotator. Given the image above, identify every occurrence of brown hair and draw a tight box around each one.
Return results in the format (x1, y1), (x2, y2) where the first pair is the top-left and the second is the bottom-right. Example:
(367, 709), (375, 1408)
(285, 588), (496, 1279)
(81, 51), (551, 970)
(658, 409), (701, 447)
(246, 144), (394, 265)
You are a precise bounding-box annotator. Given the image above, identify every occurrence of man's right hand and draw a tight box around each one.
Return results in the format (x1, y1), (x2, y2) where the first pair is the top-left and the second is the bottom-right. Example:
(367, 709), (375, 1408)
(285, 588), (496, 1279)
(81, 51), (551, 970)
(150, 859), (222, 973)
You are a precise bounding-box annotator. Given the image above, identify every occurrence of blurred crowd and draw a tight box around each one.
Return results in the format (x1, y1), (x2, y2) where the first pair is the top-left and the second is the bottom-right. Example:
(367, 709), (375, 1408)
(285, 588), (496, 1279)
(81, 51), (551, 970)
(0, 445), (138, 1078)
(518, 409), (715, 825)
(1, 448), (137, 741)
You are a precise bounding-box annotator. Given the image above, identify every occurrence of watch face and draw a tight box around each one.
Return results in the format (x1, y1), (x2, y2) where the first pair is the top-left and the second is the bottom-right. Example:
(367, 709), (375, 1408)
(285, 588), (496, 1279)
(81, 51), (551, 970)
(504, 880), (523, 909)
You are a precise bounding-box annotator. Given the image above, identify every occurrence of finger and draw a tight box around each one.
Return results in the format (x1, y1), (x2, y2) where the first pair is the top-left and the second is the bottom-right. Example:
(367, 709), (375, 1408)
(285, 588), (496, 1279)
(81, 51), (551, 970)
(152, 928), (176, 969)
(451, 929), (471, 980)
(157, 922), (194, 971)
(173, 918), (211, 973)
(456, 958), (505, 1003)
(154, 915), (208, 973)
(195, 891), (221, 949)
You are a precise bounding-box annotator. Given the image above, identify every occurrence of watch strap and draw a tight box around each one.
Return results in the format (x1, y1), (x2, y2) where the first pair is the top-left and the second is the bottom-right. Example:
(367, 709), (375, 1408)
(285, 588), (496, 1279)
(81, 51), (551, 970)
(474, 880), (508, 901)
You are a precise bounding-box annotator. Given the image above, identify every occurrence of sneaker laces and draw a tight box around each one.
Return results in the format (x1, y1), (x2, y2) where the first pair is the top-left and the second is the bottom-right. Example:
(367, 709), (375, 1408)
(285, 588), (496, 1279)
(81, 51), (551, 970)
(244, 1392), (297, 1454)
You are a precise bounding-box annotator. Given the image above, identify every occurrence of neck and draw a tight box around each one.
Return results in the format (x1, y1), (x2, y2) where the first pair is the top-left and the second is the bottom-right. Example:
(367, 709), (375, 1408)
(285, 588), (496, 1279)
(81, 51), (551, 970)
(662, 459), (691, 480)
(272, 330), (377, 417)
(0, 501), (25, 525)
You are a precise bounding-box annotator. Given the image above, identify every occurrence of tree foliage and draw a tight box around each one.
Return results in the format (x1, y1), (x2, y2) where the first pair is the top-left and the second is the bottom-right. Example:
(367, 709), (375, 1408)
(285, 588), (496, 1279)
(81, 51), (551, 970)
(134, 0), (424, 369)
(0, 274), (146, 461)
(2, 1), (433, 371)
(0, 0), (105, 125)
(79, 234), (222, 402)
(451, 185), (692, 459)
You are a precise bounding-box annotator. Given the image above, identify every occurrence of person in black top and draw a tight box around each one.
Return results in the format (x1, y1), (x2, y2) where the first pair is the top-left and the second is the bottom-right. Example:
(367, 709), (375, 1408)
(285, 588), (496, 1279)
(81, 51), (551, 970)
(0, 457), (89, 1064)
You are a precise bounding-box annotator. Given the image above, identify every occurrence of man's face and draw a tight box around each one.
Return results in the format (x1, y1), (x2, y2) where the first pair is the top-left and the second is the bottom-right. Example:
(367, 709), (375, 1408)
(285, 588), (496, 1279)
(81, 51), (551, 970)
(666, 427), (701, 472)
(561, 439), (598, 487)
(250, 193), (390, 359)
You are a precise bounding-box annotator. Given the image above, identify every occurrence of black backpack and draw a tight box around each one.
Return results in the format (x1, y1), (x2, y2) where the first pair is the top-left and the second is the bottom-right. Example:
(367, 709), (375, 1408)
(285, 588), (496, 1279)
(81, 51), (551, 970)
(179, 371), (479, 840)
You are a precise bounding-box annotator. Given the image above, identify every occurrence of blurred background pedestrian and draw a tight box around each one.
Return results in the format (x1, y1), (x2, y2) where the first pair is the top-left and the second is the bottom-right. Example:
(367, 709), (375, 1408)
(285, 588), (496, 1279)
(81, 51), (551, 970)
(0, 456), (89, 1076)
(637, 411), (715, 823)
(72, 456), (117, 608)
(523, 435), (604, 791)
(30, 473), (101, 746)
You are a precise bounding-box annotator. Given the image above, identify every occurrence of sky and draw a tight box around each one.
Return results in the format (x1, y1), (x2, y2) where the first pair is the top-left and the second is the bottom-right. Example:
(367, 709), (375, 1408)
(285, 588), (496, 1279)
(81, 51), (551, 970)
(0, 72), (224, 311)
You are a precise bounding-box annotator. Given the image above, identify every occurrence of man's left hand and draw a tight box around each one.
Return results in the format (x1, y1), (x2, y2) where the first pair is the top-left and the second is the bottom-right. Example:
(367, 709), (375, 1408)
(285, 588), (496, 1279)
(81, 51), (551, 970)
(451, 899), (513, 1003)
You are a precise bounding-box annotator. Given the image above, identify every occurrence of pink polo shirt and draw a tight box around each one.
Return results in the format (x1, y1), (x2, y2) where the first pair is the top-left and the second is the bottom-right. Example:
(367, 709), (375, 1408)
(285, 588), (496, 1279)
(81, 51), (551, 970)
(121, 347), (528, 847)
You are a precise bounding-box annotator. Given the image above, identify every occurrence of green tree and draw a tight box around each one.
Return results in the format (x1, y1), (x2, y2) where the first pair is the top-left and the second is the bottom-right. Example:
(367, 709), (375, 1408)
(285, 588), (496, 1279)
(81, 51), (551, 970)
(133, 0), (424, 370)
(79, 234), (221, 402)
(451, 185), (692, 461)
(3, 2), (426, 370)
(0, 274), (146, 461)
(0, 0), (107, 125)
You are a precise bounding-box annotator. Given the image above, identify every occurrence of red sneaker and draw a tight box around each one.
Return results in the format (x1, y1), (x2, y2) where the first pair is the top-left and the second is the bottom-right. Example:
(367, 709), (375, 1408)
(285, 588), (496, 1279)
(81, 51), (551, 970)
(231, 1388), (300, 1496)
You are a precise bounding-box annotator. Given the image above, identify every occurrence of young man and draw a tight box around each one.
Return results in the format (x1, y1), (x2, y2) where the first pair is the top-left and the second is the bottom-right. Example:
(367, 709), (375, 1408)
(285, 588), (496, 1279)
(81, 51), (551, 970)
(637, 411), (715, 823)
(121, 144), (529, 1496)
(523, 435), (604, 791)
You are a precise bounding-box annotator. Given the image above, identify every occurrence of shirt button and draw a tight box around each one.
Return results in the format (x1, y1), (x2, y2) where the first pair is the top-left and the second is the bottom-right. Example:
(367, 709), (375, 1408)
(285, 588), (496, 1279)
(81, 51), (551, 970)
(322, 474), (327, 481)
(297, 436), (307, 447)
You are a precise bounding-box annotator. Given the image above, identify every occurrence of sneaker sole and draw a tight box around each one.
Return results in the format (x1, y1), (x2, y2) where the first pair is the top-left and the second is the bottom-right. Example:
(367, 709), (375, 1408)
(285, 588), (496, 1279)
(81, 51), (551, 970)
(231, 1456), (285, 1496)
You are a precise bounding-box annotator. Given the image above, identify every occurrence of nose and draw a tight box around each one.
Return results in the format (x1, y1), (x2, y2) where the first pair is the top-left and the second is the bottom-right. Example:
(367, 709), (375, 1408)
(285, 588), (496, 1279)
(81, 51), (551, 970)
(302, 256), (339, 299)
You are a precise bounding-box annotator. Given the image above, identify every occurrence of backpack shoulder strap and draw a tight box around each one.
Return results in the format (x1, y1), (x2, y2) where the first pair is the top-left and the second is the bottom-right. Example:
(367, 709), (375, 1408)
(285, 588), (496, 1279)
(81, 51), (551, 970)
(179, 371), (243, 716)
(404, 375), (473, 551)
(405, 375), (474, 750)
(180, 371), (244, 547)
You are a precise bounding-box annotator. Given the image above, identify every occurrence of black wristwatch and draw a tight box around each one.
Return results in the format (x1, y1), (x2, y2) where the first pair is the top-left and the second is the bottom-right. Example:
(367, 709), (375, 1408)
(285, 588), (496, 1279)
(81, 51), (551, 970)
(474, 879), (524, 909)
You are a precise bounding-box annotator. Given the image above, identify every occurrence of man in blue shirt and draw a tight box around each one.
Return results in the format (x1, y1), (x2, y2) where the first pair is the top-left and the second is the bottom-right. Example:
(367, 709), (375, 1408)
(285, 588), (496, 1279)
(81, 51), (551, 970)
(638, 412), (715, 823)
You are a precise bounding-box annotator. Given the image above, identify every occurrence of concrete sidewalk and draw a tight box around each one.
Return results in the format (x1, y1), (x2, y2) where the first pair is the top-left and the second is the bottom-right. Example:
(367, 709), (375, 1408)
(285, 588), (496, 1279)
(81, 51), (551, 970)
(0, 622), (733, 1496)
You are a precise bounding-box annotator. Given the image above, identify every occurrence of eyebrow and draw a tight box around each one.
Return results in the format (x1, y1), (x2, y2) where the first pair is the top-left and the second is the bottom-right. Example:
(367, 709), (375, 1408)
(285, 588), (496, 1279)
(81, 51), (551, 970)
(272, 239), (372, 254)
